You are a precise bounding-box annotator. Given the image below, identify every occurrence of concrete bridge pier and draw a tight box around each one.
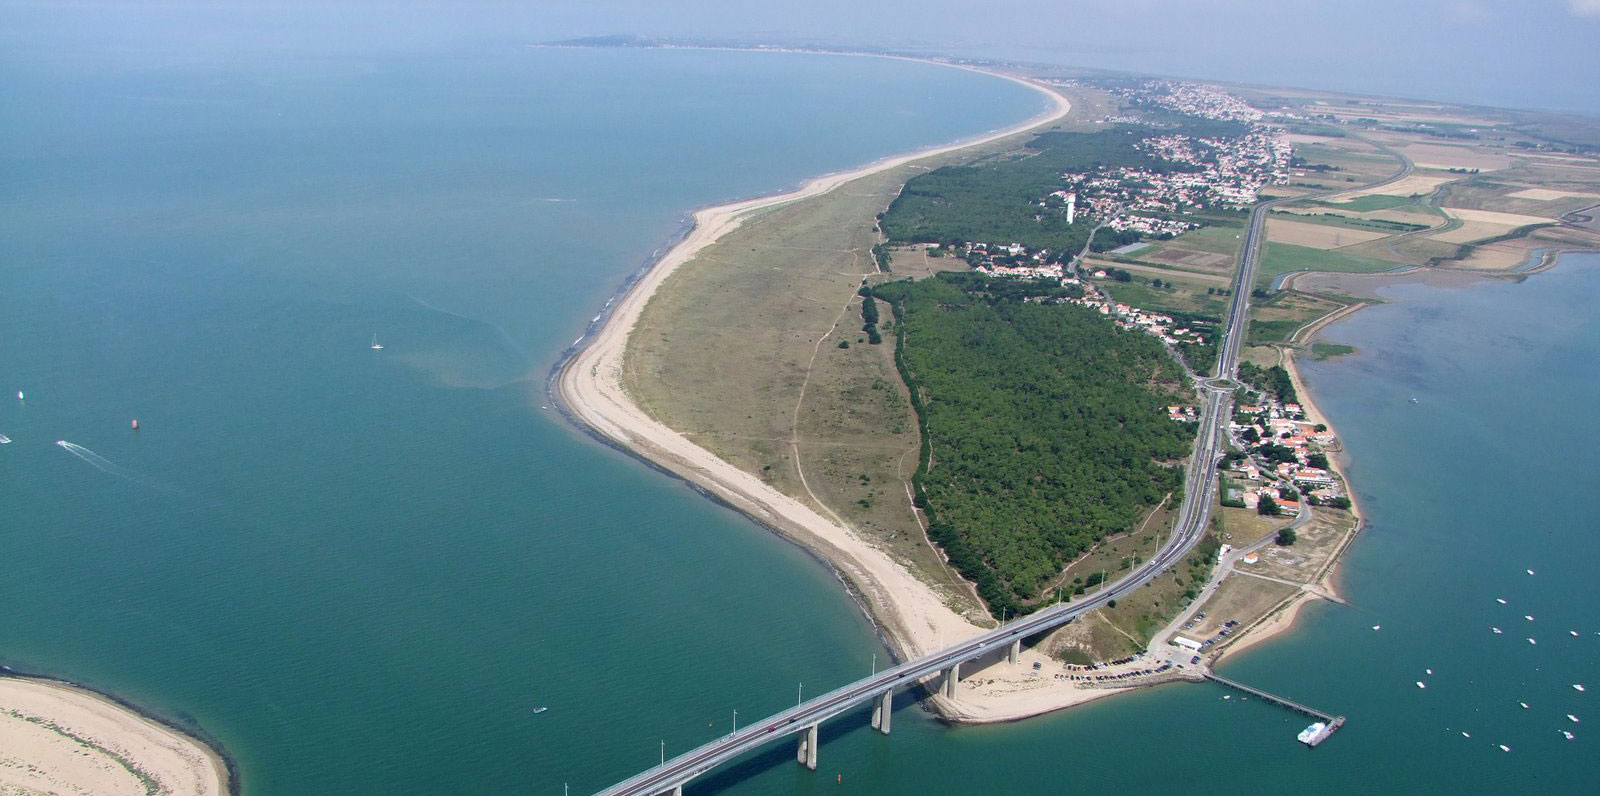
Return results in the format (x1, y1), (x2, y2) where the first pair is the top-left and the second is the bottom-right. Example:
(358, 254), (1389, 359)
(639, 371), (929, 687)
(795, 724), (818, 770)
(1008, 638), (1022, 665)
(870, 688), (893, 734)
(942, 662), (961, 699)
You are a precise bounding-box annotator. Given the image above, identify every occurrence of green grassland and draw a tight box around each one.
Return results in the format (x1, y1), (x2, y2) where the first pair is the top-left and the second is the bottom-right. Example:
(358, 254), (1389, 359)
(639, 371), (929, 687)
(1096, 278), (1230, 318)
(1281, 210), (1430, 233)
(1311, 342), (1357, 360)
(1316, 194), (1415, 212)
(1255, 241), (1399, 288)
(1247, 291), (1348, 345)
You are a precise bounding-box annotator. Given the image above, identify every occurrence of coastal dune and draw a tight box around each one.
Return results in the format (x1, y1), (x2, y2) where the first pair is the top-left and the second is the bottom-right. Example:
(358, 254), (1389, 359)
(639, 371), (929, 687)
(556, 62), (1145, 720)
(0, 676), (227, 796)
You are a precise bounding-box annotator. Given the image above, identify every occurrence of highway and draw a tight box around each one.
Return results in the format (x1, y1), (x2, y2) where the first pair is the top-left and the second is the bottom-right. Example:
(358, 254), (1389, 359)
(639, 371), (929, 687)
(594, 140), (1414, 796)
(1217, 142), (1414, 380)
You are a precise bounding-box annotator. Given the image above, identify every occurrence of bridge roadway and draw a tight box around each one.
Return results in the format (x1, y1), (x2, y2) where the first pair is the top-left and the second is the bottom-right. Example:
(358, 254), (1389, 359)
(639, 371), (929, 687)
(597, 391), (1230, 796)
(595, 133), (1414, 796)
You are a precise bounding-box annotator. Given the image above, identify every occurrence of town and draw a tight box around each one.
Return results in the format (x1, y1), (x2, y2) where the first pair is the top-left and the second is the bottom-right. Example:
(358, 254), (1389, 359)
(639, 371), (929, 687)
(1215, 390), (1350, 515)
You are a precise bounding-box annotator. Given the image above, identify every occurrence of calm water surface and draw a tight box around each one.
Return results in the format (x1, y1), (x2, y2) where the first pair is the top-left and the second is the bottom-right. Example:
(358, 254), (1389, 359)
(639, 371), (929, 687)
(3, 43), (1596, 795)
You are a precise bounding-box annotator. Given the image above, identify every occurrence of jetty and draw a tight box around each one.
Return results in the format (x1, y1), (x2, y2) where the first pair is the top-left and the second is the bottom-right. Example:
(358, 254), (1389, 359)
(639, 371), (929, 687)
(1204, 671), (1345, 746)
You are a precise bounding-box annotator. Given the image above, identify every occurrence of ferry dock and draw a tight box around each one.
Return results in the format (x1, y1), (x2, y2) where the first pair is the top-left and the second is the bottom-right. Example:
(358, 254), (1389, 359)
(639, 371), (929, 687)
(1203, 671), (1345, 746)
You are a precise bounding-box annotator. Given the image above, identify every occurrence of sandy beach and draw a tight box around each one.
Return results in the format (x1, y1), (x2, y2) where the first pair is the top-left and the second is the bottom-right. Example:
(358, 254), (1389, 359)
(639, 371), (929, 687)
(553, 62), (1128, 721)
(0, 675), (228, 796)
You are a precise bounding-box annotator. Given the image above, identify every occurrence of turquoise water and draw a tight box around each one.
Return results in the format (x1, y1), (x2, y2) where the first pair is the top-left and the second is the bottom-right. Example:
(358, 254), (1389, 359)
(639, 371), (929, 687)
(3, 41), (1597, 795)
(0, 46), (1050, 793)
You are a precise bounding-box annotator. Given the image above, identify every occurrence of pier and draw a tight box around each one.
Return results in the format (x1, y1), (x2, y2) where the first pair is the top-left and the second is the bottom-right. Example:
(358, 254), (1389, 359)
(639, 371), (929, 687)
(1203, 671), (1345, 746)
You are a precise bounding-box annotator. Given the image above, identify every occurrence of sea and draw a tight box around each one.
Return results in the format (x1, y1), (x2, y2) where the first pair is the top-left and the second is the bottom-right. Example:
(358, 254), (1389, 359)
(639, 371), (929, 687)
(2, 43), (1596, 795)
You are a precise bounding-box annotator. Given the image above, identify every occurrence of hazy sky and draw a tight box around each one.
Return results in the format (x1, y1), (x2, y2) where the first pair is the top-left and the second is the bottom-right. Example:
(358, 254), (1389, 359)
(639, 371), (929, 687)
(4, 1), (1597, 114)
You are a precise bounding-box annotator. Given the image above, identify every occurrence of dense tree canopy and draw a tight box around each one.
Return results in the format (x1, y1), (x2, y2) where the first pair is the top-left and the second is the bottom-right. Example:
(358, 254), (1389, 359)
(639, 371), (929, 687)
(877, 120), (1239, 256)
(878, 127), (1187, 253)
(871, 273), (1195, 616)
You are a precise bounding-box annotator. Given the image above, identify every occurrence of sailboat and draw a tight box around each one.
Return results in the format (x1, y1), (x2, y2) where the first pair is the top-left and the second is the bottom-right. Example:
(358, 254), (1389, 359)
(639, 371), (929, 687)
(370, 333), (384, 351)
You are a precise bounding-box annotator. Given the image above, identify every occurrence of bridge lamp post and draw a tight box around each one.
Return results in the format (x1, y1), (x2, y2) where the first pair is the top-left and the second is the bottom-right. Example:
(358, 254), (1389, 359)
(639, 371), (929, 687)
(660, 739), (665, 766)
(732, 709), (737, 735)
(797, 682), (803, 707)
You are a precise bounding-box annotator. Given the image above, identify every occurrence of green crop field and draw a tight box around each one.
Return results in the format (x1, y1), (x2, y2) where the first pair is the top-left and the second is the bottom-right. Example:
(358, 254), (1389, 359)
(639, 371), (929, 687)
(1256, 242), (1399, 288)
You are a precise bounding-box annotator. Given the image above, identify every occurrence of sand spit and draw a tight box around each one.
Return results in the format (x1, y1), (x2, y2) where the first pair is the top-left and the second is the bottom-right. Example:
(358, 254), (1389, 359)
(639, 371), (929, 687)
(0, 675), (228, 796)
(552, 59), (1128, 720)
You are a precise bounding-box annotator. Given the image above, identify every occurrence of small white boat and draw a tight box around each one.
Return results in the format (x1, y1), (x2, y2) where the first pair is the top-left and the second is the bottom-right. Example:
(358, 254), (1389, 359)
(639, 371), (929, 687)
(1496, 598), (1507, 604)
(15, 391), (22, 401)
(0, 433), (10, 444)
(1426, 668), (1433, 675)
(370, 334), (384, 350)
(1520, 702), (1529, 709)
(533, 706), (548, 714)
(1576, 684), (1587, 692)
(1492, 627), (1502, 634)
(1571, 631), (1580, 637)
(1528, 638), (1537, 645)
(1562, 730), (1575, 740)
(1372, 625), (1381, 631)
(1498, 744), (1511, 752)
(1297, 722), (1326, 744)
(1416, 681), (1426, 689)
(1569, 714), (1581, 723)
(1461, 731), (1471, 738)
(1525, 615), (1535, 621)
(1527, 569), (1535, 575)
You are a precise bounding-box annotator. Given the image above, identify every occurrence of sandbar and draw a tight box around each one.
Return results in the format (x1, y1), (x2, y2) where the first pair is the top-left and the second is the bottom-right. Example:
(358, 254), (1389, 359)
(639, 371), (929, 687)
(0, 674), (228, 796)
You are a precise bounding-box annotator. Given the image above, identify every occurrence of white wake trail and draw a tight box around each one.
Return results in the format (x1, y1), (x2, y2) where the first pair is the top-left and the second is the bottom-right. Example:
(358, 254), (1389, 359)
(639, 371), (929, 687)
(55, 440), (138, 479)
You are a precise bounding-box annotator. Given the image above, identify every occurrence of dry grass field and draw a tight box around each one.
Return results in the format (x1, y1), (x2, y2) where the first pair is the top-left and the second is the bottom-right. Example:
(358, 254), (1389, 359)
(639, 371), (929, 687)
(623, 153), (991, 614)
(1266, 217), (1389, 249)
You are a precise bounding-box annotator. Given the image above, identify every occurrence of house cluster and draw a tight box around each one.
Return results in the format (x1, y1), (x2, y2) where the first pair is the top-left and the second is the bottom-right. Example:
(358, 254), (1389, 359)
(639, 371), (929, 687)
(1223, 398), (1346, 508)
(1129, 81), (1266, 123)
(1055, 81), (1293, 234)
(1066, 286), (1208, 347)
(960, 241), (1070, 280)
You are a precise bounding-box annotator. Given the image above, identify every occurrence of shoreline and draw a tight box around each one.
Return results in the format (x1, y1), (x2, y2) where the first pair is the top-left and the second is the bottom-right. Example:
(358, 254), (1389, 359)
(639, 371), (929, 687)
(552, 56), (1091, 721)
(0, 668), (232, 796)
(1215, 244), (1598, 663)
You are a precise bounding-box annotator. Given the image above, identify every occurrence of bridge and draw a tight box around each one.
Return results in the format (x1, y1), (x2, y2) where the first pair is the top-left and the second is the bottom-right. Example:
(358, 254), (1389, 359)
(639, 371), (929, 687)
(589, 101), (1411, 796)
(593, 381), (1230, 796)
